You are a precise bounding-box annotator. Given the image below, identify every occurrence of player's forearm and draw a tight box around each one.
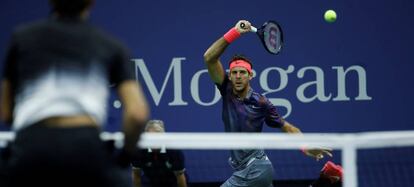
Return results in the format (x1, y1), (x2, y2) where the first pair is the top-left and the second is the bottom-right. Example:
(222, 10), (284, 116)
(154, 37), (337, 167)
(131, 171), (142, 187)
(204, 20), (250, 65)
(0, 80), (13, 124)
(203, 38), (229, 65)
(176, 174), (188, 187)
(281, 121), (302, 134)
(122, 114), (146, 152)
(118, 81), (150, 152)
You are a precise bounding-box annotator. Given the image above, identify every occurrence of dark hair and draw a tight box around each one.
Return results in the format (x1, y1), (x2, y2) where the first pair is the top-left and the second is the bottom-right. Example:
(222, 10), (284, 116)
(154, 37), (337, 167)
(228, 54), (253, 69)
(49, 0), (93, 16)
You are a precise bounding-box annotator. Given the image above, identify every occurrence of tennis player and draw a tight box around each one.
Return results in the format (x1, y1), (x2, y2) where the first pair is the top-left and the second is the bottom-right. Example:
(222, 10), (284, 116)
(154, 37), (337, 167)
(203, 20), (332, 187)
(0, 0), (149, 186)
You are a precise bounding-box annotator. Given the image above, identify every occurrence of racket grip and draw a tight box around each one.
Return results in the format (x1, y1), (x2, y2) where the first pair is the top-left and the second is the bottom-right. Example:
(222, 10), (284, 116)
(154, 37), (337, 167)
(250, 26), (257, 33)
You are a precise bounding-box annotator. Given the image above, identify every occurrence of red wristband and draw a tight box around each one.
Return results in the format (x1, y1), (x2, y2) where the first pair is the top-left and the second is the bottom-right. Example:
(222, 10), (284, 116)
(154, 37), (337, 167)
(223, 28), (241, 43)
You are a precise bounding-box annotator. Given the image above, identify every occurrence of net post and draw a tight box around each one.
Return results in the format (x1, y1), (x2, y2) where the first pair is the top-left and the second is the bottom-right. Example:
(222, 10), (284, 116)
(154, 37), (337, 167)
(342, 144), (358, 187)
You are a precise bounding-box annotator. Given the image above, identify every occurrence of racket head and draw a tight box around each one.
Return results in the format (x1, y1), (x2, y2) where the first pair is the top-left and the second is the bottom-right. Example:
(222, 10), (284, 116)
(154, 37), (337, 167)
(257, 20), (284, 55)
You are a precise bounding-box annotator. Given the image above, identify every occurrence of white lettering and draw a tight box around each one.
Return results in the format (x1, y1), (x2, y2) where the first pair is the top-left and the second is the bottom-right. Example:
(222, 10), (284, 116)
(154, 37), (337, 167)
(133, 57), (372, 118)
(332, 66), (372, 101)
(260, 65), (295, 118)
(296, 66), (332, 103)
(132, 58), (188, 106)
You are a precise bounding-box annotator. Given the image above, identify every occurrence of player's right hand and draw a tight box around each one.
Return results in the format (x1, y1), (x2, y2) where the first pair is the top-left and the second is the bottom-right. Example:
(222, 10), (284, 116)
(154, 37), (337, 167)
(235, 20), (252, 34)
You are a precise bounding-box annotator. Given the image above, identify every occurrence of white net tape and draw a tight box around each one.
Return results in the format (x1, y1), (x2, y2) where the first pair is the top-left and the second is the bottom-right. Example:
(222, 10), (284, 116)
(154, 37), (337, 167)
(1, 130), (414, 187)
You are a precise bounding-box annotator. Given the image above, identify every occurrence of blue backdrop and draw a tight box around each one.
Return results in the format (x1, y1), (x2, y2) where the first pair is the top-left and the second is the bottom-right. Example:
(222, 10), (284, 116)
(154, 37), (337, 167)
(1, 0), (413, 184)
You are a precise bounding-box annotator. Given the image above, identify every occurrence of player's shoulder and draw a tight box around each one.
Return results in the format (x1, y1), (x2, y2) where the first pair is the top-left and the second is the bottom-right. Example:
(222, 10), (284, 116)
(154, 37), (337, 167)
(13, 19), (49, 35)
(249, 90), (272, 106)
(250, 90), (268, 101)
(88, 25), (128, 50)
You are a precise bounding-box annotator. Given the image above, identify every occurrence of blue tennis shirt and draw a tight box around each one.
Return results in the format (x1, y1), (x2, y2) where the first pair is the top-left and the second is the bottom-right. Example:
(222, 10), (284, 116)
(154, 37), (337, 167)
(216, 75), (285, 168)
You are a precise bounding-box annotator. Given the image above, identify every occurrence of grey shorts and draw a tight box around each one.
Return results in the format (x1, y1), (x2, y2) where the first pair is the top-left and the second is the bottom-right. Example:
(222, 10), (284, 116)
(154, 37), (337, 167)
(221, 156), (274, 187)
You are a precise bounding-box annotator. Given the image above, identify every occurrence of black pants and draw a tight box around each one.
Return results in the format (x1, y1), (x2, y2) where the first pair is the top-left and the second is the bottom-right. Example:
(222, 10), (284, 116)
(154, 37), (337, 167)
(4, 123), (126, 187)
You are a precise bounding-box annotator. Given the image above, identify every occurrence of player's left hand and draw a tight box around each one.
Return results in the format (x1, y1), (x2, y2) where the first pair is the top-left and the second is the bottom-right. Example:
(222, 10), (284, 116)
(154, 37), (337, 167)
(303, 147), (333, 161)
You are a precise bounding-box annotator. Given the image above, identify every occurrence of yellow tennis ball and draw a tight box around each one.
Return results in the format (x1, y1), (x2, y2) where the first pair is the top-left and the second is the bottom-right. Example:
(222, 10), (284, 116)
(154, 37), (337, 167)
(324, 10), (337, 23)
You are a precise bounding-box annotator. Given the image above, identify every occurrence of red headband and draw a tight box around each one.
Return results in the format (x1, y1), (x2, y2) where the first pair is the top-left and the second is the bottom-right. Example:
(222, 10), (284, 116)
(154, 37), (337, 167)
(229, 60), (252, 73)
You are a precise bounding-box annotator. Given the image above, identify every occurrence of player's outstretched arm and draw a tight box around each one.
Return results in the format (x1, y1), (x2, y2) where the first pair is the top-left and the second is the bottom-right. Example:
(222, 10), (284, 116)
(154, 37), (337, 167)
(131, 168), (142, 187)
(118, 80), (150, 155)
(176, 172), (188, 187)
(281, 121), (333, 161)
(0, 80), (12, 124)
(281, 121), (302, 134)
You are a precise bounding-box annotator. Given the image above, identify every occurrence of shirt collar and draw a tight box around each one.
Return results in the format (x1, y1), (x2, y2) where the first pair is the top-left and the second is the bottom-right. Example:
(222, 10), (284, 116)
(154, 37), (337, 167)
(234, 87), (253, 101)
(246, 88), (253, 99)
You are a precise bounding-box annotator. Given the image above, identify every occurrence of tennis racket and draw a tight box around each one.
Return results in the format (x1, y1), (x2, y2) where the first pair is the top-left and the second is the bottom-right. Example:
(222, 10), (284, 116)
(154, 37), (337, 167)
(240, 21), (284, 55)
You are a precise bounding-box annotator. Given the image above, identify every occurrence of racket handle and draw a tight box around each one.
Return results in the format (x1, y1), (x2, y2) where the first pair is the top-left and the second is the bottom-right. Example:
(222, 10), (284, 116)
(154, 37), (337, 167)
(250, 26), (257, 33)
(240, 23), (257, 33)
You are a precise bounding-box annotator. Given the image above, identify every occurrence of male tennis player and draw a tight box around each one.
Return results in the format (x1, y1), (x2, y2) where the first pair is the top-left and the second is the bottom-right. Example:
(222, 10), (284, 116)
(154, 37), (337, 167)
(0, 0), (149, 186)
(203, 20), (332, 187)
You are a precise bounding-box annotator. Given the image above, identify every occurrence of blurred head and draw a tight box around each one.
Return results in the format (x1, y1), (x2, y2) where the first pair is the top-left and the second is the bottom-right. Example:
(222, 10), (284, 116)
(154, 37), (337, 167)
(49, 0), (94, 17)
(145, 120), (165, 133)
(228, 54), (253, 93)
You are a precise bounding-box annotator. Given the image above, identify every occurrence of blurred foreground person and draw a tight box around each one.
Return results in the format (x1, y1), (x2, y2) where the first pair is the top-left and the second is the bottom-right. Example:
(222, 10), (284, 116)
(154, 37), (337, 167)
(0, 0), (149, 186)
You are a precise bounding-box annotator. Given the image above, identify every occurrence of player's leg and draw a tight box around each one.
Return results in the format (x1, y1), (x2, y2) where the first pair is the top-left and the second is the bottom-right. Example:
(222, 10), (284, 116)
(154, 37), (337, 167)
(244, 158), (274, 187)
(221, 157), (274, 187)
(221, 173), (246, 187)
